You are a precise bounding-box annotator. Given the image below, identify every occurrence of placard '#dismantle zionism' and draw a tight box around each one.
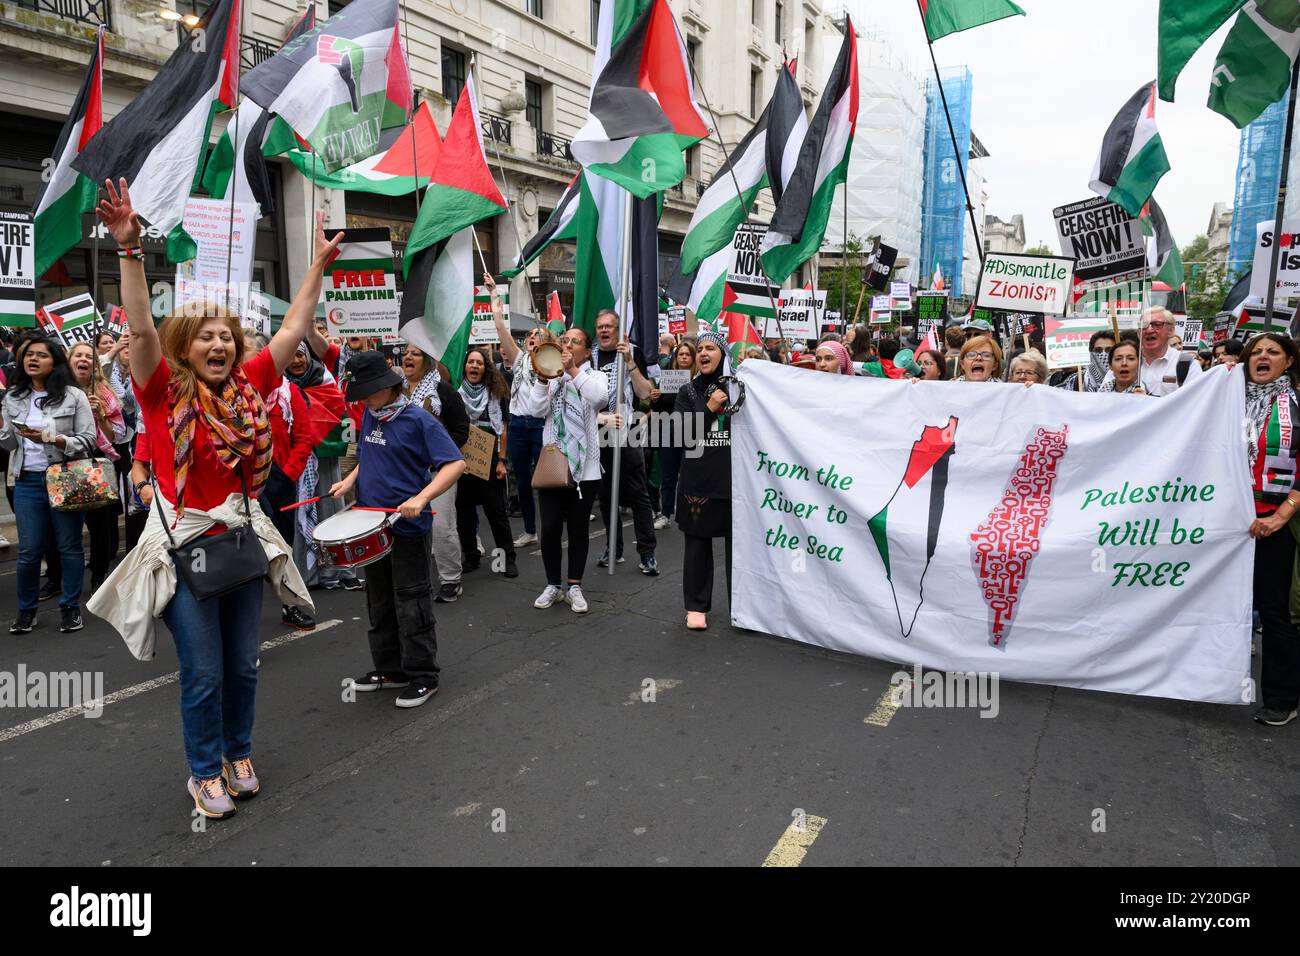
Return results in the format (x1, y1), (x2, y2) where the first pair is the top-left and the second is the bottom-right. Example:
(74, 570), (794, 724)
(731, 362), (1253, 705)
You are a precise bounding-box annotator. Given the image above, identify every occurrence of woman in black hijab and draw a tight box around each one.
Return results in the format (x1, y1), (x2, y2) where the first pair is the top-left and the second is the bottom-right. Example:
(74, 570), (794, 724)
(673, 331), (733, 631)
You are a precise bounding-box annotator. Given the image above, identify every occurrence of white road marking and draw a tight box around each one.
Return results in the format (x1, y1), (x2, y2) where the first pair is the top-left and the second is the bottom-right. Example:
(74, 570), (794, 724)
(0, 619), (343, 744)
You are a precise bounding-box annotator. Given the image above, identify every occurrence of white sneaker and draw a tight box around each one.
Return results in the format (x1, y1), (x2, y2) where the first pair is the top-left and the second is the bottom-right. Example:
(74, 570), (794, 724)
(514, 531), (538, 547)
(565, 585), (588, 614)
(653, 514), (670, 530)
(0, 532), (9, 548)
(476, 536), (485, 556)
(534, 585), (564, 609)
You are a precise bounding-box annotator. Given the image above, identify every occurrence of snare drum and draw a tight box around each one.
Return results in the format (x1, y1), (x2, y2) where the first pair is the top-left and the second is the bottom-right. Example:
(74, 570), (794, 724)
(312, 508), (394, 569)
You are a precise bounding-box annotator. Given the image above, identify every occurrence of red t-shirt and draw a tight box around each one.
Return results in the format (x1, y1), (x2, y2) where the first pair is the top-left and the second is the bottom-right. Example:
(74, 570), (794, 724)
(133, 349), (279, 512)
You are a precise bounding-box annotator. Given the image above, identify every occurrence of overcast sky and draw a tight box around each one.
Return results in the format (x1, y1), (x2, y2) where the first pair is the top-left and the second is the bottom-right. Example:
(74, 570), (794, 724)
(838, 0), (1245, 253)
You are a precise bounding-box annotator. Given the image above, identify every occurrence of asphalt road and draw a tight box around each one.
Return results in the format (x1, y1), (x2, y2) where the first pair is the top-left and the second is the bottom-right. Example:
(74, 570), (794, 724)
(0, 516), (1295, 867)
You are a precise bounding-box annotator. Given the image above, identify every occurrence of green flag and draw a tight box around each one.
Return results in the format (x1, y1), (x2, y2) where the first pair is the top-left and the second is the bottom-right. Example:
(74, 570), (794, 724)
(920, 0), (1025, 41)
(1157, 0), (1250, 100)
(1208, 0), (1300, 129)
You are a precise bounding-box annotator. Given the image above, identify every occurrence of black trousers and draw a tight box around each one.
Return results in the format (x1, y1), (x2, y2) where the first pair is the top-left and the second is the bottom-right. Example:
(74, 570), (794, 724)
(456, 471), (516, 565)
(683, 534), (732, 614)
(598, 443), (657, 558)
(259, 463), (298, 551)
(538, 480), (600, 585)
(84, 505), (118, 580)
(1255, 529), (1300, 710)
(364, 532), (439, 684)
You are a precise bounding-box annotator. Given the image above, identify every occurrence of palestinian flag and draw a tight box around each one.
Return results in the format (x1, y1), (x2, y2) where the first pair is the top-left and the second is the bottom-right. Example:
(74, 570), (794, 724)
(679, 61), (804, 276)
(285, 101), (441, 195)
(667, 241), (730, 324)
(724, 311), (763, 362)
(920, 0), (1026, 41)
(398, 71), (504, 387)
(1221, 268), (1252, 316)
(36, 292), (100, 347)
(504, 172), (579, 278)
(1158, 0), (1251, 101)
(931, 261), (945, 291)
(200, 5), (318, 215)
(546, 290), (566, 335)
(571, 0), (709, 198)
(241, 0), (411, 173)
(760, 18), (858, 285)
(32, 29), (102, 280)
(867, 417), (959, 639)
(1208, 0), (1300, 129)
(1140, 197), (1184, 288)
(73, 0), (241, 262)
(1089, 82), (1171, 218)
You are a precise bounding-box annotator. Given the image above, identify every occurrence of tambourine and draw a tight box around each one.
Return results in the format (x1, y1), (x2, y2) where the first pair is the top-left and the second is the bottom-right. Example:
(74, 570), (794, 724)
(531, 341), (565, 380)
(705, 376), (746, 415)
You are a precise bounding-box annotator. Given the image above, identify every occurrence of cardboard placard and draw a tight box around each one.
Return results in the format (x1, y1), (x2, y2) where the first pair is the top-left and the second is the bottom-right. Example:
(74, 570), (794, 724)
(658, 369), (691, 394)
(0, 210), (35, 327)
(460, 426), (495, 480)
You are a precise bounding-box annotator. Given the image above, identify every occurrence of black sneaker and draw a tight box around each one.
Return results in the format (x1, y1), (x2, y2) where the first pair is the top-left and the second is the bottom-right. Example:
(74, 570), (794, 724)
(9, 610), (36, 635)
(281, 605), (316, 630)
(463, 555), (481, 573)
(435, 582), (463, 603)
(395, 682), (439, 709)
(340, 577), (364, 591)
(59, 607), (83, 633)
(38, 581), (58, 602)
(597, 548), (625, 568)
(1253, 706), (1298, 726)
(639, 553), (659, 576)
(504, 557), (519, 579)
(349, 671), (410, 693)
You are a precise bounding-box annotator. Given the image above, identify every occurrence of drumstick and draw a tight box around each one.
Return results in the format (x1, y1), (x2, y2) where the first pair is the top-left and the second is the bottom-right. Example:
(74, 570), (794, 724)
(352, 506), (438, 516)
(279, 496), (322, 512)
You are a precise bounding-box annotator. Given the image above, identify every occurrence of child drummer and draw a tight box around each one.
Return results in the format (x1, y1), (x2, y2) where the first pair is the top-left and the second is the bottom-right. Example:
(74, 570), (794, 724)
(329, 351), (466, 708)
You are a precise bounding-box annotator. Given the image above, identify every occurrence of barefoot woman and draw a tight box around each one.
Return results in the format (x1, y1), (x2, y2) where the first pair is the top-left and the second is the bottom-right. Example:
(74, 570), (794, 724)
(87, 180), (341, 820)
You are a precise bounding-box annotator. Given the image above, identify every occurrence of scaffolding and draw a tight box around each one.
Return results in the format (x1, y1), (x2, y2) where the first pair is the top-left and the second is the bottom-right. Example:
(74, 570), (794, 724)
(921, 66), (972, 297)
(1228, 92), (1288, 282)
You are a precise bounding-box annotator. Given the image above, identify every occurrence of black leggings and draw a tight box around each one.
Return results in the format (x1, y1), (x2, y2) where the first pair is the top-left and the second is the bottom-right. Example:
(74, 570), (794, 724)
(1255, 528), (1300, 709)
(537, 480), (600, 585)
(456, 471), (516, 564)
(683, 533), (732, 614)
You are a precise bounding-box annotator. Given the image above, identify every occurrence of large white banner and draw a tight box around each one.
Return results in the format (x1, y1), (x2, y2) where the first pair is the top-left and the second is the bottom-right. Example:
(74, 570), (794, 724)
(732, 362), (1253, 704)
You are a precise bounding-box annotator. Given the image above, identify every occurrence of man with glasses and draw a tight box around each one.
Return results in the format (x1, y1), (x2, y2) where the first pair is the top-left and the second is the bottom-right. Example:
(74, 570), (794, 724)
(1108, 307), (1201, 397)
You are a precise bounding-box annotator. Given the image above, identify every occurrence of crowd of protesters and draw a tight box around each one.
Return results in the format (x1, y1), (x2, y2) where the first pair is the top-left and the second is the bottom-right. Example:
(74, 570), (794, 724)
(2, 196), (1295, 822)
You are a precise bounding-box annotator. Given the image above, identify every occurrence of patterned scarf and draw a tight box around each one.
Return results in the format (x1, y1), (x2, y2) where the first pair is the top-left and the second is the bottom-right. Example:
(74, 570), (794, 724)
(552, 377), (587, 480)
(372, 393), (410, 423)
(460, 379), (503, 434)
(1084, 350), (1110, 392)
(410, 368), (442, 416)
(1097, 379), (1141, 394)
(169, 367), (272, 518)
(591, 342), (633, 413)
(297, 452), (320, 571)
(1246, 378), (1293, 470)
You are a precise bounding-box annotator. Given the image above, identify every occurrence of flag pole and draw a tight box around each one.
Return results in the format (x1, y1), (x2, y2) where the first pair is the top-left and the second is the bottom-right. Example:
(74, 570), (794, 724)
(224, 0), (245, 316)
(1264, 59), (1300, 334)
(840, 180), (848, 325)
(402, 0), (420, 222)
(679, 37), (789, 344)
(608, 186), (635, 576)
(913, 0), (984, 272)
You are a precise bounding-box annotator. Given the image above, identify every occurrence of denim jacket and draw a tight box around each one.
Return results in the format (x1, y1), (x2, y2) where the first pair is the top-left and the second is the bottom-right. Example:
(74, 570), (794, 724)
(0, 387), (97, 486)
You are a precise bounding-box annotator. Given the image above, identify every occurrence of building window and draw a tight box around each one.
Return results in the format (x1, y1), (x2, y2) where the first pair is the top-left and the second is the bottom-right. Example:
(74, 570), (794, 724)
(686, 37), (700, 80)
(525, 79), (544, 130)
(750, 69), (761, 119)
(751, 0), (760, 27)
(524, 0), (543, 18)
(590, 0), (600, 46)
(804, 20), (815, 71)
(775, 0), (783, 45)
(441, 44), (466, 104)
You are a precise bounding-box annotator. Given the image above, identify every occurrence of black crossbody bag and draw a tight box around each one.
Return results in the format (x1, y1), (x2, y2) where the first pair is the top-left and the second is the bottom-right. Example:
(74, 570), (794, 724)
(153, 473), (268, 601)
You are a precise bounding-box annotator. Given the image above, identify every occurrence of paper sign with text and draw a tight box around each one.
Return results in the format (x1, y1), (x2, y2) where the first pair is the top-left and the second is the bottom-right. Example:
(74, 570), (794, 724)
(321, 228), (400, 338)
(976, 252), (1075, 316)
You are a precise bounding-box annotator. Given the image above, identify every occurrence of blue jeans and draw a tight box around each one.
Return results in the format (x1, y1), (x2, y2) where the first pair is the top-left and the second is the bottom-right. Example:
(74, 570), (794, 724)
(161, 573), (264, 780)
(507, 414), (546, 535)
(14, 470), (85, 611)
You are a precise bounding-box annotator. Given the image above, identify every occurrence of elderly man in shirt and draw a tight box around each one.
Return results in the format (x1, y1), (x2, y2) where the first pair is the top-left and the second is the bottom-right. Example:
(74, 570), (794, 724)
(1103, 307), (1202, 397)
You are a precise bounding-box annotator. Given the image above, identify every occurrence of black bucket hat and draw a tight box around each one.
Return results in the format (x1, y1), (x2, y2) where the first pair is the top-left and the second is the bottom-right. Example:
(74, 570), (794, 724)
(343, 349), (405, 401)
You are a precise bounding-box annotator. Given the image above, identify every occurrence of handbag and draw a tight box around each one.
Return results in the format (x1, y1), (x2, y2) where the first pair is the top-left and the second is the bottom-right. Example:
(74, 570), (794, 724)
(532, 443), (575, 489)
(153, 473), (268, 601)
(47, 456), (120, 512)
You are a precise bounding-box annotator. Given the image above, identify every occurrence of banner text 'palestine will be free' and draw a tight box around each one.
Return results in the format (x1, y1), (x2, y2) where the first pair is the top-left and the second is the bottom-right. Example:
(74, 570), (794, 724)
(731, 362), (1253, 705)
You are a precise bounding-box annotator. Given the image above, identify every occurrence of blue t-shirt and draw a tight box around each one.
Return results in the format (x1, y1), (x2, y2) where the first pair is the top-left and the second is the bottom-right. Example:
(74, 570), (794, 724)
(357, 403), (463, 537)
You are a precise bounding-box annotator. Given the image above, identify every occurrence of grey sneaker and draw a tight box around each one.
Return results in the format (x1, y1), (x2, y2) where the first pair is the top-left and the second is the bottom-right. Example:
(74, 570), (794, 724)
(9, 610), (36, 634)
(436, 582), (463, 603)
(653, 514), (671, 530)
(534, 585), (564, 609)
(565, 585), (589, 614)
(1253, 706), (1298, 726)
(513, 531), (538, 547)
(188, 775), (237, 819)
(222, 756), (260, 800)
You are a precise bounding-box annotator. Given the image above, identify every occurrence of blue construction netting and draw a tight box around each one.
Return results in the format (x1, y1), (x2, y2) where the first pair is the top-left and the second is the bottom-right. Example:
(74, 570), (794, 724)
(1228, 92), (1289, 283)
(921, 66), (972, 298)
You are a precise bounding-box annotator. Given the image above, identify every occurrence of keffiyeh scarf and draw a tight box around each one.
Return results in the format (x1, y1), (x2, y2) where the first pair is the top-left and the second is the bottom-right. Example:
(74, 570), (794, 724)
(169, 367), (272, 517)
(553, 377), (588, 481)
(1246, 378), (1294, 470)
(459, 379), (503, 434)
(409, 368), (442, 416)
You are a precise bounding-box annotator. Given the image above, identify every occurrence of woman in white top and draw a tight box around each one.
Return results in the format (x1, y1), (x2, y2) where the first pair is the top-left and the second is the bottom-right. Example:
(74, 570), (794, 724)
(516, 326), (606, 614)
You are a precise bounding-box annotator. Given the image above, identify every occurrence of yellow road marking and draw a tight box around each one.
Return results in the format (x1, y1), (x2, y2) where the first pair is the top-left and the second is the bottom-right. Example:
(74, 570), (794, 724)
(864, 676), (911, 727)
(762, 814), (828, 867)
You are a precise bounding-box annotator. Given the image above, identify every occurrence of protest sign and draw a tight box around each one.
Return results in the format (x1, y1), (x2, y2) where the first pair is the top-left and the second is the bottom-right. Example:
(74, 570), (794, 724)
(1176, 317), (1204, 348)
(104, 305), (128, 339)
(768, 288), (823, 339)
(460, 426), (495, 480)
(1043, 315), (1111, 370)
(1250, 218), (1300, 299)
(866, 240), (898, 291)
(1054, 196), (1145, 281)
(244, 288), (271, 338)
(975, 252), (1075, 316)
(0, 211), (35, 327)
(821, 308), (842, 332)
(916, 291), (948, 327)
(732, 361), (1252, 704)
(174, 197), (258, 315)
(658, 369), (691, 394)
(869, 294), (891, 324)
(727, 224), (779, 319)
(469, 285), (508, 345)
(1228, 302), (1296, 340)
(667, 304), (687, 335)
(321, 228), (400, 338)
(37, 293), (101, 348)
